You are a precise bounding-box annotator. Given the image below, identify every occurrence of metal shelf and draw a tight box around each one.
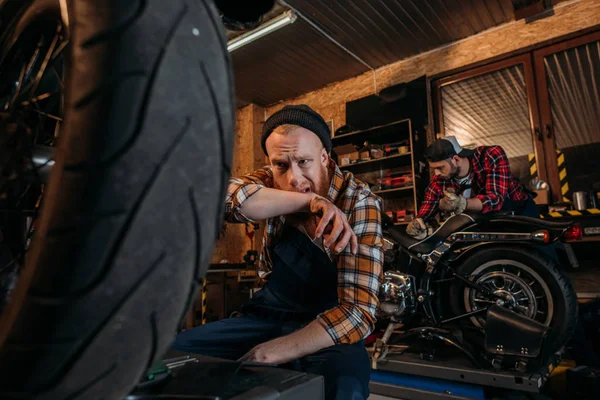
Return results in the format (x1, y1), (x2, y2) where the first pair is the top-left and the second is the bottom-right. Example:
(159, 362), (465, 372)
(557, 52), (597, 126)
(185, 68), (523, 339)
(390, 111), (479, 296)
(373, 185), (414, 195)
(340, 152), (411, 170)
(332, 118), (411, 140)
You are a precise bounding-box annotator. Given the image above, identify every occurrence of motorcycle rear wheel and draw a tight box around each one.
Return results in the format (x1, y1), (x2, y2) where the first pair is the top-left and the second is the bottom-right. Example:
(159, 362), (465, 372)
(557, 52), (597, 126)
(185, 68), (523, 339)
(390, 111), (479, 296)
(0, 0), (233, 398)
(450, 246), (578, 359)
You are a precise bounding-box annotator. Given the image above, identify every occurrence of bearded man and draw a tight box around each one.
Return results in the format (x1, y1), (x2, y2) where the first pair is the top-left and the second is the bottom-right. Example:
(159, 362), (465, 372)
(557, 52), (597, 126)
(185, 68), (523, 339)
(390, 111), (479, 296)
(171, 105), (383, 400)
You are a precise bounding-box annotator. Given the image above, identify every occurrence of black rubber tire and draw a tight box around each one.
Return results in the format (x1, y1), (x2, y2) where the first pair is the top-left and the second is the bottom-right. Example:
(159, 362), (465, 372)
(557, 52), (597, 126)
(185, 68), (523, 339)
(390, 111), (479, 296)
(449, 246), (578, 357)
(0, 0), (233, 398)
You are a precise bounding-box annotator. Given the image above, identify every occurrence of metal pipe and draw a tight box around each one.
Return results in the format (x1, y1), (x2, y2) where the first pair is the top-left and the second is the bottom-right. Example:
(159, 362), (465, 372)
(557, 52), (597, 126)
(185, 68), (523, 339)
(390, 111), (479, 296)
(278, 0), (378, 94)
(440, 308), (487, 325)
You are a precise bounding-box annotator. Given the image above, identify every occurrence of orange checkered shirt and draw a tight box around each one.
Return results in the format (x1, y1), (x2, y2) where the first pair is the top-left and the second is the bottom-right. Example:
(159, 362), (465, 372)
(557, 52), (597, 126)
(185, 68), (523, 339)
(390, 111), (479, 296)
(225, 159), (384, 345)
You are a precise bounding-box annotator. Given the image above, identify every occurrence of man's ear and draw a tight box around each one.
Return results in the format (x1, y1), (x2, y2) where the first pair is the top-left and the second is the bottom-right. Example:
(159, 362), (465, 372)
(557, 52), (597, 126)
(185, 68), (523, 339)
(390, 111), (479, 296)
(321, 148), (328, 166)
(451, 155), (461, 165)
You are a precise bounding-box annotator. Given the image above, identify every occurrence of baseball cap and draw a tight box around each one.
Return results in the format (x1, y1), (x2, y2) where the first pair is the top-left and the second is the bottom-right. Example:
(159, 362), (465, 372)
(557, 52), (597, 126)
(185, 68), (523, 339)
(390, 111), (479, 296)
(425, 136), (475, 162)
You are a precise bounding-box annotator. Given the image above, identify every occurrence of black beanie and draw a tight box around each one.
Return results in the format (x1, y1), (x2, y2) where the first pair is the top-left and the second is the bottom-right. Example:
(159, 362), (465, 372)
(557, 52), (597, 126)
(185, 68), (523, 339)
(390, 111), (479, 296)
(261, 105), (332, 155)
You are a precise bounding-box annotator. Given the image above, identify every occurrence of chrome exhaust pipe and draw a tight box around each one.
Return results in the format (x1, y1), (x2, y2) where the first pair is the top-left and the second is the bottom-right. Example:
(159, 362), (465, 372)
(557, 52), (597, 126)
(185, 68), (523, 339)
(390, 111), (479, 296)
(30, 145), (55, 183)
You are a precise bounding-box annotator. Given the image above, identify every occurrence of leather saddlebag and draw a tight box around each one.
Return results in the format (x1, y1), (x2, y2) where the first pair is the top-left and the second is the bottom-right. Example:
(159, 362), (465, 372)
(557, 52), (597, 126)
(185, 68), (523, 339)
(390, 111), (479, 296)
(484, 305), (550, 358)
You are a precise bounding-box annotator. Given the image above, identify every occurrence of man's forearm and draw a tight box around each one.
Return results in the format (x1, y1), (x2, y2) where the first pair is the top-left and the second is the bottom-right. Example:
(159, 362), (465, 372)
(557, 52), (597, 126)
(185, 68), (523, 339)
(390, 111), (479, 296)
(282, 320), (335, 358)
(466, 197), (483, 212)
(239, 319), (336, 364)
(239, 187), (316, 220)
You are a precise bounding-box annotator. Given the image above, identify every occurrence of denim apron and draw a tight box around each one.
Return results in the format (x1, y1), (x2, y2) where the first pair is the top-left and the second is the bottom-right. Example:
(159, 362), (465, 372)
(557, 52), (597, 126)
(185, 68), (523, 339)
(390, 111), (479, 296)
(243, 224), (370, 400)
(244, 223), (338, 317)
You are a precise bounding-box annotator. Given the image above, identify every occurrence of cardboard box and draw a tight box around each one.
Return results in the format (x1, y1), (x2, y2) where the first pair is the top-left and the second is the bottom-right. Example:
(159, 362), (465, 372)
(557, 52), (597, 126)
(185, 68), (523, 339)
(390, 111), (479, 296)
(371, 148), (384, 159)
(333, 144), (359, 166)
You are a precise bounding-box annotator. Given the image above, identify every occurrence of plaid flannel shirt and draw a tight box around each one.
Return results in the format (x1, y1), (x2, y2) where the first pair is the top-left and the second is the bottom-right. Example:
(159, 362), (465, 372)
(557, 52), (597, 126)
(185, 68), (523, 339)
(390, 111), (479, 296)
(417, 145), (528, 221)
(225, 160), (384, 345)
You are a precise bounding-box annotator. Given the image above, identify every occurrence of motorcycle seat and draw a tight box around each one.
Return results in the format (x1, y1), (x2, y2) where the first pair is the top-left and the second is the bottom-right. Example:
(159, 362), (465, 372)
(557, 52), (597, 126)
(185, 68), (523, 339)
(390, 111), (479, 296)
(384, 213), (478, 255)
(384, 210), (572, 256)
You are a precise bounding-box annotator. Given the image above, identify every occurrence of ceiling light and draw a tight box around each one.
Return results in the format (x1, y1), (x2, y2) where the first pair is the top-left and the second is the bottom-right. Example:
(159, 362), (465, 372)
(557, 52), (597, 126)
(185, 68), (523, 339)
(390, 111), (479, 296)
(227, 10), (296, 52)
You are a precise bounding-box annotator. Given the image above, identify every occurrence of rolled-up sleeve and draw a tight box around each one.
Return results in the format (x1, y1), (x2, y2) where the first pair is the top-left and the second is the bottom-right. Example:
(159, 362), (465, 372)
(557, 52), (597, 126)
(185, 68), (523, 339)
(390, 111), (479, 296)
(316, 194), (384, 344)
(225, 167), (274, 223)
(475, 146), (511, 213)
(417, 180), (444, 222)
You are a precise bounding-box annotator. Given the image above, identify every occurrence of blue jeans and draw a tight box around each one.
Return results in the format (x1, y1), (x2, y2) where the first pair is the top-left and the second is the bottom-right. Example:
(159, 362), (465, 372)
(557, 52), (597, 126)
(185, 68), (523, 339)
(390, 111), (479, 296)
(171, 312), (370, 400)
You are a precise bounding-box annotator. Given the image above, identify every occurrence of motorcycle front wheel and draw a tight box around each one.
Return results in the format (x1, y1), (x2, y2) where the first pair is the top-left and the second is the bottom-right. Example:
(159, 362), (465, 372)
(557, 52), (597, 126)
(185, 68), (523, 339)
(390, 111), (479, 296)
(450, 246), (578, 358)
(0, 0), (233, 398)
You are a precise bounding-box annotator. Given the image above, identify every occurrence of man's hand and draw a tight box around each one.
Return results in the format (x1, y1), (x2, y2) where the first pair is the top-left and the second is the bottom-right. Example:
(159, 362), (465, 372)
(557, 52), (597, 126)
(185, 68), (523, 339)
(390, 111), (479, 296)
(406, 218), (429, 240)
(238, 335), (297, 365)
(439, 189), (467, 214)
(310, 195), (358, 255)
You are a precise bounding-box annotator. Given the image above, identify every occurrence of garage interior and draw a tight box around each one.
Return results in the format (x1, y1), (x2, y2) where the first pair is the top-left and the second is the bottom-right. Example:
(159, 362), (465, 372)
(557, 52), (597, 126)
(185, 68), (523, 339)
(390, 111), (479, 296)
(171, 0), (600, 398)
(5, 0), (600, 398)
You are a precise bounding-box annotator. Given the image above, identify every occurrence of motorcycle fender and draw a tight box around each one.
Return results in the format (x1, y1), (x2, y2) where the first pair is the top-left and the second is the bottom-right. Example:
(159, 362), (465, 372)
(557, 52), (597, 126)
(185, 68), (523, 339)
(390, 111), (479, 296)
(447, 241), (548, 264)
(469, 215), (571, 239)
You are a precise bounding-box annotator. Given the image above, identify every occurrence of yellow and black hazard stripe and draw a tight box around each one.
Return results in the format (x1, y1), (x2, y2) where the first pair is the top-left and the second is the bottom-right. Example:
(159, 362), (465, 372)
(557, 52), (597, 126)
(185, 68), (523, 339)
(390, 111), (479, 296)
(201, 278), (208, 325)
(556, 150), (571, 203)
(528, 153), (538, 182)
(541, 208), (600, 219)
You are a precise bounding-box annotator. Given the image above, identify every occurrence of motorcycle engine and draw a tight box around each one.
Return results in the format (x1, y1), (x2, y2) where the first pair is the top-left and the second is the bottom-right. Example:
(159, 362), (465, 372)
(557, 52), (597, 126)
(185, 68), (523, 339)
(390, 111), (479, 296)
(377, 271), (417, 318)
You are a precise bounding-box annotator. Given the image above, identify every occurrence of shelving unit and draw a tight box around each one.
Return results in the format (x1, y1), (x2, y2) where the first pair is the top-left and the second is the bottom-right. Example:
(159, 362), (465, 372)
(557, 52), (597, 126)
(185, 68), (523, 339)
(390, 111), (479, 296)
(340, 152), (411, 169)
(339, 153), (413, 175)
(373, 186), (414, 195)
(332, 119), (412, 140)
(332, 118), (423, 221)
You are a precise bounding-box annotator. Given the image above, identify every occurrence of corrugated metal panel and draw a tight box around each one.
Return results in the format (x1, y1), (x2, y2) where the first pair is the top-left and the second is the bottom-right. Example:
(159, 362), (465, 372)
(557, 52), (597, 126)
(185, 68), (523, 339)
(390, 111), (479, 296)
(232, 0), (570, 106)
(284, 0), (517, 68)
(232, 17), (369, 106)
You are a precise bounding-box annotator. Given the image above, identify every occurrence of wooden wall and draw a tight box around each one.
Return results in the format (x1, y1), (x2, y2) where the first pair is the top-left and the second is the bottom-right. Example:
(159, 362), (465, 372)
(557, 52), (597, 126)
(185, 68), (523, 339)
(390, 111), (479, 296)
(265, 0), (600, 130)
(210, 104), (266, 263)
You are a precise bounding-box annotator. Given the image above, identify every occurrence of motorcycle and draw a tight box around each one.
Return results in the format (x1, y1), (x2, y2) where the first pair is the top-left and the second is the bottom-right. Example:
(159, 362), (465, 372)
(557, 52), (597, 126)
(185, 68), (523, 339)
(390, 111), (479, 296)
(373, 211), (579, 372)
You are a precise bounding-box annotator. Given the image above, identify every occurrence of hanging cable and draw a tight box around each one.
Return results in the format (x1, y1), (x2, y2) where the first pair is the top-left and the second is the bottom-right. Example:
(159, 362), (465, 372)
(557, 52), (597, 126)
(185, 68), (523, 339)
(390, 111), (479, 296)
(278, 0), (378, 95)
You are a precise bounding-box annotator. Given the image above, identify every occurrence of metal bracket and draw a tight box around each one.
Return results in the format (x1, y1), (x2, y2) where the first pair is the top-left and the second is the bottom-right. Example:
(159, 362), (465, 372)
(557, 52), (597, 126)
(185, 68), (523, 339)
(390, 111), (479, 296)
(421, 241), (453, 266)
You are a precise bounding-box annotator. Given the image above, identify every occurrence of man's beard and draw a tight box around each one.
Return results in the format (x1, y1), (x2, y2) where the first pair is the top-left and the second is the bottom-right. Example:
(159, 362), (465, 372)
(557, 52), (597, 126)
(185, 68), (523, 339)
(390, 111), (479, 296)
(315, 164), (331, 197)
(448, 162), (460, 180)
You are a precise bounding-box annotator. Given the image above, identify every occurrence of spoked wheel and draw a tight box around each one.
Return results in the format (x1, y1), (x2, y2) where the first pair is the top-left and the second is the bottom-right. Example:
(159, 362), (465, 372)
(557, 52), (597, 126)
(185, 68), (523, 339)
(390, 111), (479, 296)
(464, 260), (554, 328)
(450, 246), (578, 359)
(0, 0), (234, 398)
(0, 13), (66, 317)
(0, 5), (67, 316)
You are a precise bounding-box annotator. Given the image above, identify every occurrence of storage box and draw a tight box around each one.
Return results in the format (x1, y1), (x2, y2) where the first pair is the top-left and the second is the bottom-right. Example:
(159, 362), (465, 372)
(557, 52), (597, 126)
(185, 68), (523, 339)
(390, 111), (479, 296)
(371, 148), (384, 159)
(333, 144), (359, 166)
(378, 174), (413, 189)
(533, 189), (549, 205)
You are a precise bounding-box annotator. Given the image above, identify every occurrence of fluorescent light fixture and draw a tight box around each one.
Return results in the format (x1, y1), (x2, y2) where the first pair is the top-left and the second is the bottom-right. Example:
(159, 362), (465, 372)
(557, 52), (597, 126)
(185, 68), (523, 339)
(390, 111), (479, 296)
(227, 10), (297, 52)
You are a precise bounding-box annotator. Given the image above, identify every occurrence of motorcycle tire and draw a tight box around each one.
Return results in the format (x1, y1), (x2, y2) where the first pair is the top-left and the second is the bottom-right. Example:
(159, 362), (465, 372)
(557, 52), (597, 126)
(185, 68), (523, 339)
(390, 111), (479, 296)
(449, 246), (578, 357)
(0, 0), (233, 399)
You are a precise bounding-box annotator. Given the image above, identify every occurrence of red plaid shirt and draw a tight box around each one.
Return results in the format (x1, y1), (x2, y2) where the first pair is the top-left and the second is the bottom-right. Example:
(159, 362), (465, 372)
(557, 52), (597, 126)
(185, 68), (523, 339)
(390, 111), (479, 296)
(417, 146), (529, 221)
